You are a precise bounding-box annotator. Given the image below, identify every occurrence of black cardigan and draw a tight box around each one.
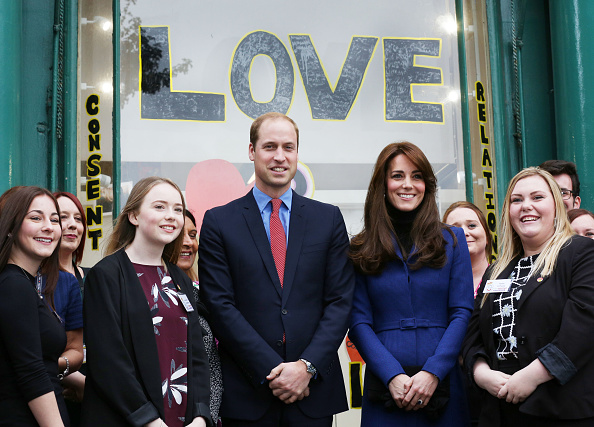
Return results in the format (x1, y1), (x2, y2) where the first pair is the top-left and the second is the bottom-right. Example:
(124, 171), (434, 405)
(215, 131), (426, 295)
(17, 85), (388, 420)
(462, 235), (594, 423)
(81, 249), (212, 427)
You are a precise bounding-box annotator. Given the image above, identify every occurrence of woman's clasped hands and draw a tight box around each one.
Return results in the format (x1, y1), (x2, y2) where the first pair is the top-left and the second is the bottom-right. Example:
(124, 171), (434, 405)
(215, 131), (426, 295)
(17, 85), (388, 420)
(389, 370), (438, 411)
(473, 357), (552, 404)
(473, 358), (510, 398)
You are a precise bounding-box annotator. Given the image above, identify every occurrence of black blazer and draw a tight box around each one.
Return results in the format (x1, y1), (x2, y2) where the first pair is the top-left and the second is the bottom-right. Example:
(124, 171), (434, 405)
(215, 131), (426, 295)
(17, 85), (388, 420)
(462, 235), (594, 423)
(81, 249), (212, 427)
(198, 190), (355, 421)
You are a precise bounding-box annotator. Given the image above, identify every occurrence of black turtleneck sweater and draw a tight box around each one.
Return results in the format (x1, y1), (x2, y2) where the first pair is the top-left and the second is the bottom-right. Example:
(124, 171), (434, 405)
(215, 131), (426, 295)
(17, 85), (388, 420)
(386, 202), (420, 258)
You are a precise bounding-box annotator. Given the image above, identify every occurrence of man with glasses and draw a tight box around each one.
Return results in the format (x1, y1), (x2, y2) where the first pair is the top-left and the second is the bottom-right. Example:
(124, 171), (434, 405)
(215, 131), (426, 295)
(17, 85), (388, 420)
(539, 160), (581, 211)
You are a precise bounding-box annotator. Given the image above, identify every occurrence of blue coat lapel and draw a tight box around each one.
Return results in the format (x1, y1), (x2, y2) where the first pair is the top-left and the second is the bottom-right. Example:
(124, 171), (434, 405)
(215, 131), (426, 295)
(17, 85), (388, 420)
(241, 192), (283, 296)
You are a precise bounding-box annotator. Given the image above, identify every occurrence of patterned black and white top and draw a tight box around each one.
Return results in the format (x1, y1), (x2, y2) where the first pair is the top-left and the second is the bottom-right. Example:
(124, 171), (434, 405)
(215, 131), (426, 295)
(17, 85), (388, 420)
(492, 254), (538, 361)
(192, 282), (223, 424)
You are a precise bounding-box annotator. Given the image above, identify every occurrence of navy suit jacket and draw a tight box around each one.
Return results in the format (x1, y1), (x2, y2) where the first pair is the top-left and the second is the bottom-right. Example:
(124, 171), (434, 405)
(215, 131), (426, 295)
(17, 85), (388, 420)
(198, 190), (355, 420)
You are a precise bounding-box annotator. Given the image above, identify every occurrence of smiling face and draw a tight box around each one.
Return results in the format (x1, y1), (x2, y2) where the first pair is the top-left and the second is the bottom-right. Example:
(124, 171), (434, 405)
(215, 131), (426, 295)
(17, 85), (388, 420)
(10, 195), (61, 273)
(571, 214), (594, 239)
(177, 216), (198, 272)
(445, 207), (488, 260)
(58, 196), (84, 256)
(385, 154), (425, 212)
(249, 117), (298, 198)
(509, 175), (556, 255)
(128, 183), (184, 251)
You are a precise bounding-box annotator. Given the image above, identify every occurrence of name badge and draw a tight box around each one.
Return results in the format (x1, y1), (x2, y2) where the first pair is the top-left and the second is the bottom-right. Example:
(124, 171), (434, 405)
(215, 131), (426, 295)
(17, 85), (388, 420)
(484, 279), (512, 293)
(178, 293), (195, 312)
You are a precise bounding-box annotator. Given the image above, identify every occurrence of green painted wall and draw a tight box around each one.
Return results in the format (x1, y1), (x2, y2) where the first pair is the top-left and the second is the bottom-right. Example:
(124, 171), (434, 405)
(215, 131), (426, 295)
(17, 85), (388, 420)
(519, 1), (555, 168)
(0, 1), (23, 193)
(0, 0), (79, 195)
(486, 0), (594, 210)
(486, 0), (520, 211)
(550, 0), (594, 209)
(20, 0), (56, 189)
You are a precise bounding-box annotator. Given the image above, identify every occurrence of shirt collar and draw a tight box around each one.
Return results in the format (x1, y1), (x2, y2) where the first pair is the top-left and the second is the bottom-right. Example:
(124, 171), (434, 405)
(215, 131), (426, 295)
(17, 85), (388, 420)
(253, 185), (293, 213)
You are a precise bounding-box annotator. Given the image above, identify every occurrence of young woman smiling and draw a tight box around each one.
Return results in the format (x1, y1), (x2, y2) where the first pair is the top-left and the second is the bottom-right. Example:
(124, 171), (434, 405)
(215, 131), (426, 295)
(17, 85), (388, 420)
(81, 177), (212, 427)
(349, 142), (474, 426)
(444, 201), (493, 296)
(0, 186), (67, 426)
(54, 192), (88, 282)
(463, 167), (594, 426)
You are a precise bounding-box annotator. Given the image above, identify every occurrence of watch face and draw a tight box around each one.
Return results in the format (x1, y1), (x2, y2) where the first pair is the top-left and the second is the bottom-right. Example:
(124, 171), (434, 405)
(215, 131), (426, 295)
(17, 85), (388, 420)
(301, 359), (315, 374)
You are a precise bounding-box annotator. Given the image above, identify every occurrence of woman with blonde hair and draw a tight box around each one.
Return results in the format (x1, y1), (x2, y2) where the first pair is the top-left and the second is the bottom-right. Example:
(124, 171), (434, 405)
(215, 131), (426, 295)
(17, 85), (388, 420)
(349, 142), (473, 426)
(462, 167), (594, 426)
(81, 177), (212, 427)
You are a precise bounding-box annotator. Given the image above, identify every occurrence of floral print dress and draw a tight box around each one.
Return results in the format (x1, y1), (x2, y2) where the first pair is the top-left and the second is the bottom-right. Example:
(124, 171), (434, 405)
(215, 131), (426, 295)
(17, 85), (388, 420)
(134, 264), (188, 427)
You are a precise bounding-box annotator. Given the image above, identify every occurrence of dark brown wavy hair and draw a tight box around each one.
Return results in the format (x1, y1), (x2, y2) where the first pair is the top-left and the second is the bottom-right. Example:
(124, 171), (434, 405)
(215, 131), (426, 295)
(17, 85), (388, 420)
(0, 186), (62, 309)
(350, 142), (453, 274)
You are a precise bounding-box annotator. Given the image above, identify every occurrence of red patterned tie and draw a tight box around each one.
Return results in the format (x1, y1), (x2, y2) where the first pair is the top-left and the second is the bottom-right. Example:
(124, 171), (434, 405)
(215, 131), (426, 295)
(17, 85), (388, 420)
(270, 199), (286, 287)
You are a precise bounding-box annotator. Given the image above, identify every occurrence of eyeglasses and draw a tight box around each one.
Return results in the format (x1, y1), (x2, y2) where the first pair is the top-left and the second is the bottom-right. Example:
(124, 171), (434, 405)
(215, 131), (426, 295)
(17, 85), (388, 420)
(560, 189), (575, 200)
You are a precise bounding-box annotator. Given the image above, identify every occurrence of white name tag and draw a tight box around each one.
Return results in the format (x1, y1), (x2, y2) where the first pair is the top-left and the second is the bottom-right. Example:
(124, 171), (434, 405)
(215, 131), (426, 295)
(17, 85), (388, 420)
(178, 293), (195, 312)
(484, 279), (512, 293)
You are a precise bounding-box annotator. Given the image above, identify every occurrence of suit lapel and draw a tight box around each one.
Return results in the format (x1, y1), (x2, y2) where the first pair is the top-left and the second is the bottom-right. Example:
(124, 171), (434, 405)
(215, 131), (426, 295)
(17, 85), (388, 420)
(517, 269), (549, 310)
(282, 193), (306, 304)
(241, 191), (283, 296)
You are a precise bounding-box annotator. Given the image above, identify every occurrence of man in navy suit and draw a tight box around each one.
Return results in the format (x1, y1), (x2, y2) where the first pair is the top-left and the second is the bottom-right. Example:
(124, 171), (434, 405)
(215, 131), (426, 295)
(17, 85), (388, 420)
(198, 112), (355, 426)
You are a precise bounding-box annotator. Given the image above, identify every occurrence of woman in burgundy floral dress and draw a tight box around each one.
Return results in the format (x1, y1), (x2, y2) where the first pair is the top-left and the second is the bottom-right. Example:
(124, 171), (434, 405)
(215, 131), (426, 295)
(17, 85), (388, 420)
(81, 177), (212, 427)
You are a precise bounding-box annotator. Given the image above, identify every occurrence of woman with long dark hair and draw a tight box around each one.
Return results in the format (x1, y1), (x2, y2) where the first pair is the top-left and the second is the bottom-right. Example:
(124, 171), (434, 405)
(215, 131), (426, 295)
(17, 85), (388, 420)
(0, 186), (67, 425)
(349, 142), (473, 426)
(81, 177), (212, 427)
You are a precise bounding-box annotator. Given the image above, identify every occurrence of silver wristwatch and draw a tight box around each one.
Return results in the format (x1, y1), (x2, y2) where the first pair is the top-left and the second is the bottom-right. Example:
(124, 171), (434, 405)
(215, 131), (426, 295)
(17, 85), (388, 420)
(300, 358), (317, 376)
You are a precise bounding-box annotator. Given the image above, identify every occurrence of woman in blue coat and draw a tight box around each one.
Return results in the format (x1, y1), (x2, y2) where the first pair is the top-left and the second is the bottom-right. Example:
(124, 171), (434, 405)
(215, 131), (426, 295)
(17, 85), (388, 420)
(349, 142), (474, 426)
